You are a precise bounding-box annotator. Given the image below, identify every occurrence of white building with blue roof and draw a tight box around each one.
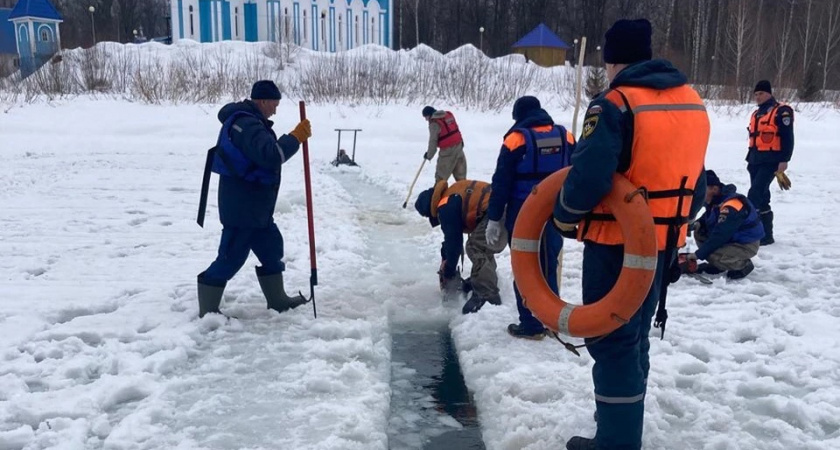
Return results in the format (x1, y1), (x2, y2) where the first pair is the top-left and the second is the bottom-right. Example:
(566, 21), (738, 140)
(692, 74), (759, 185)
(171, 0), (392, 51)
(0, 0), (62, 77)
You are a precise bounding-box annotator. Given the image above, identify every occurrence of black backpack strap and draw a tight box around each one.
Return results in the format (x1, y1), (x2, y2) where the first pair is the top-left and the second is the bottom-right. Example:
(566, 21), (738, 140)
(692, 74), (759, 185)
(654, 176), (690, 339)
(197, 146), (215, 227)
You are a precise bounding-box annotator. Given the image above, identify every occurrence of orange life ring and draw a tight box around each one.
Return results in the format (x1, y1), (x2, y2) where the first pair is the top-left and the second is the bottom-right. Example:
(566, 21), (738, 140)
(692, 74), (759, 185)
(510, 167), (658, 338)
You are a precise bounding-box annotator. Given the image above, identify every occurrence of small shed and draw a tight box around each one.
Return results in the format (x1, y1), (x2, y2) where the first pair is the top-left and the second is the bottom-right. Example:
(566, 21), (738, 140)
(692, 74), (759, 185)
(512, 23), (570, 67)
(7, 0), (62, 78)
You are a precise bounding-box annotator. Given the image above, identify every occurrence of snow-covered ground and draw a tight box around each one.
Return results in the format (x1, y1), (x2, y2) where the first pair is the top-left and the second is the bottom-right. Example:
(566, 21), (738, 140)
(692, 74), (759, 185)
(1, 96), (839, 450)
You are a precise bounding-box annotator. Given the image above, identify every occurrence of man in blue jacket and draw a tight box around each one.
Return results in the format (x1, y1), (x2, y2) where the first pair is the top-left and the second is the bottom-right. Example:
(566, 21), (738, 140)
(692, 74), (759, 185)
(197, 80), (312, 318)
(552, 20), (709, 450)
(686, 170), (764, 279)
(485, 96), (575, 340)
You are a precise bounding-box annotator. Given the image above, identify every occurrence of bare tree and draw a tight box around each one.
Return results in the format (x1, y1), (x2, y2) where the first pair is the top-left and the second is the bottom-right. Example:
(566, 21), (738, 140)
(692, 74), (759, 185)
(725, 0), (755, 93)
(799, 0), (818, 75)
(711, 0), (727, 84)
(820, 0), (840, 91)
(775, 0), (797, 90)
(415, 0), (420, 46)
(750, 0), (766, 83)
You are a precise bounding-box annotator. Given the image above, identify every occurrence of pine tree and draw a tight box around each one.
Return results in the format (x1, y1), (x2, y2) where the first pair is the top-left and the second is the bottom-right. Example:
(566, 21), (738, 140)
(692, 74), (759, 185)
(799, 63), (822, 102)
(585, 66), (608, 99)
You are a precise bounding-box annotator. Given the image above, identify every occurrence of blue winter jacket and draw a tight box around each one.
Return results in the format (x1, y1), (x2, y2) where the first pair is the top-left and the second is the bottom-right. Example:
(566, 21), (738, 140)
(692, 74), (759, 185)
(695, 185), (764, 260)
(216, 100), (301, 228)
(489, 108), (574, 231)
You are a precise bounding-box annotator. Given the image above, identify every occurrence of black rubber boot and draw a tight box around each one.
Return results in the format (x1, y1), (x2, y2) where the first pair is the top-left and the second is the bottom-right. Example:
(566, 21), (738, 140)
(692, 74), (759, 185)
(697, 263), (724, 275)
(727, 259), (755, 280)
(256, 268), (308, 313)
(507, 323), (545, 340)
(760, 211), (775, 246)
(197, 273), (225, 318)
(566, 436), (598, 450)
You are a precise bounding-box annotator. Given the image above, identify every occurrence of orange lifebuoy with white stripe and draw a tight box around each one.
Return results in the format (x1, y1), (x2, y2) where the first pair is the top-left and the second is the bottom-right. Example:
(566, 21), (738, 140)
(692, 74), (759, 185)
(510, 167), (658, 338)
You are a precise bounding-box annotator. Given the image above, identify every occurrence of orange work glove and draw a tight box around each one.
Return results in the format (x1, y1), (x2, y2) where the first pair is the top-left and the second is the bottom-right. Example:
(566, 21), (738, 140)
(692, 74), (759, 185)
(775, 172), (791, 190)
(290, 119), (312, 143)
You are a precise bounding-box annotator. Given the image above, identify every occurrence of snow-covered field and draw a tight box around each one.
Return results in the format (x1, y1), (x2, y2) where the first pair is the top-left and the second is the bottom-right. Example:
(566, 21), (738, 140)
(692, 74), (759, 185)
(1, 94), (839, 450)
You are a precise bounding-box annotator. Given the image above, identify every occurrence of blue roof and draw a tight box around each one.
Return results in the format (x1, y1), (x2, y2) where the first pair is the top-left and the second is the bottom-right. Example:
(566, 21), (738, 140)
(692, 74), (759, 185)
(0, 9), (16, 54)
(512, 23), (570, 49)
(8, 0), (62, 21)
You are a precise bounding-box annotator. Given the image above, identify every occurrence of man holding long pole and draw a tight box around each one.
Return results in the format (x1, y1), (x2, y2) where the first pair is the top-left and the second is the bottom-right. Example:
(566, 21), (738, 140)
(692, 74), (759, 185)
(196, 80), (312, 318)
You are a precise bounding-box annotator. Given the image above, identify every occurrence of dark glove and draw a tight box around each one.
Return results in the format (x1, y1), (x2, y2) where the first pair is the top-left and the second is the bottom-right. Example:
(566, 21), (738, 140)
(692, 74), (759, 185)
(423, 151), (432, 161)
(688, 220), (701, 237)
(551, 218), (579, 239)
(290, 119), (312, 143)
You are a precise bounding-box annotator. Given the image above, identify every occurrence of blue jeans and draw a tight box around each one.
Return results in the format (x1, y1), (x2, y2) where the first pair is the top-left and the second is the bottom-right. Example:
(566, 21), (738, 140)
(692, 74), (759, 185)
(201, 224), (286, 286)
(508, 221), (563, 333)
(582, 242), (668, 450)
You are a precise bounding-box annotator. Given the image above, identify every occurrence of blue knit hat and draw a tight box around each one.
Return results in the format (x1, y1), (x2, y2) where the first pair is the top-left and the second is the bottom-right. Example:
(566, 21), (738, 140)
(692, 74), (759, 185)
(603, 19), (652, 64)
(422, 106), (436, 117)
(251, 80), (282, 100)
(512, 96), (541, 121)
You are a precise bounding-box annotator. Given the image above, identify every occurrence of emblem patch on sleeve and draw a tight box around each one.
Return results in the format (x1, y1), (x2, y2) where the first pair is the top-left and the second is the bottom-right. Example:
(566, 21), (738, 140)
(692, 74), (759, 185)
(586, 105), (603, 115)
(782, 117), (791, 126)
(582, 116), (599, 139)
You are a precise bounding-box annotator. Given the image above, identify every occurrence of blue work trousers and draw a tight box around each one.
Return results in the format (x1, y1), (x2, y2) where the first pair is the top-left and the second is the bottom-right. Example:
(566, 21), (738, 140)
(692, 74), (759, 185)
(582, 242), (668, 450)
(201, 224), (286, 286)
(747, 163), (777, 213)
(508, 221), (563, 333)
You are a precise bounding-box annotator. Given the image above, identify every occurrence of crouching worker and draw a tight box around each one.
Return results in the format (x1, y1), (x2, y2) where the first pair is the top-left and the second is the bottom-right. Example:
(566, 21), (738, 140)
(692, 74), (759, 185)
(332, 149), (358, 167)
(415, 180), (508, 314)
(687, 170), (764, 279)
(197, 80), (313, 317)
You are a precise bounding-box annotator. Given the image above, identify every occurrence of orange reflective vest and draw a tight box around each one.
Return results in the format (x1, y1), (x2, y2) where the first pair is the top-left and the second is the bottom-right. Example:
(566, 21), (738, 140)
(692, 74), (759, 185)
(579, 85), (710, 250)
(430, 180), (491, 232)
(435, 111), (463, 149)
(748, 103), (788, 152)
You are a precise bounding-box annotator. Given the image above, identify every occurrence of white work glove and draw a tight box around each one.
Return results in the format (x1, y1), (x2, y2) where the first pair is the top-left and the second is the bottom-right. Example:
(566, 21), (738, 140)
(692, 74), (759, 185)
(486, 219), (503, 247)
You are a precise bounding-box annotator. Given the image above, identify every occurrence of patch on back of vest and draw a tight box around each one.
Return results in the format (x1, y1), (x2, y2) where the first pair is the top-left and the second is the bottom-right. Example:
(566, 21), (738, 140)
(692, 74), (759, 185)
(582, 116), (599, 139)
(540, 146), (561, 155)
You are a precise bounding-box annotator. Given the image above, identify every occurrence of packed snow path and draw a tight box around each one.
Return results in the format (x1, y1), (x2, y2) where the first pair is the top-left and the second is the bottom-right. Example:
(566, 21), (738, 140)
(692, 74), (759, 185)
(1, 100), (839, 449)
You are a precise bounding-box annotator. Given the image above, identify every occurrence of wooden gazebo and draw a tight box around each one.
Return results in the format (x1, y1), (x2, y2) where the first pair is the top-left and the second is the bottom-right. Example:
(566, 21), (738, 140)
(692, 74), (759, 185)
(512, 23), (570, 67)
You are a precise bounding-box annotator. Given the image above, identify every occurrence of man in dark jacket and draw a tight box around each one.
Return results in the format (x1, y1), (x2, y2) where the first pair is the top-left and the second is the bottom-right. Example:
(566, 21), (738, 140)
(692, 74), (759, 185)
(686, 170), (764, 279)
(415, 180), (507, 315)
(747, 80), (794, 246)
(197, 80), (312, 318)
(486, 96), (575, 340)
(552, 20), (708, 450)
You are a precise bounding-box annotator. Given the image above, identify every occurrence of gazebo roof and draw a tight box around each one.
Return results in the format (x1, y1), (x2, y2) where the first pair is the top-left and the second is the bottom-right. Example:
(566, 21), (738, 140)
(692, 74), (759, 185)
(512, 23), (570, 49)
